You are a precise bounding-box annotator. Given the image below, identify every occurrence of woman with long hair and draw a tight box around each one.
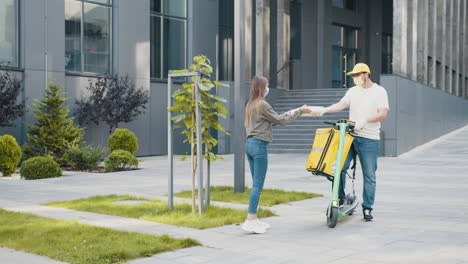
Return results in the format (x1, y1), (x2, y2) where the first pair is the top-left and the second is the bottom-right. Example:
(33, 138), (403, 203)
(242, 75), (312, 234)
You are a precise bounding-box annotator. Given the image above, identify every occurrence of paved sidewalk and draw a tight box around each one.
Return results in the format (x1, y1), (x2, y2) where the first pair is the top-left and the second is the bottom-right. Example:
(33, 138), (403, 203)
(1, 125), (468, 263)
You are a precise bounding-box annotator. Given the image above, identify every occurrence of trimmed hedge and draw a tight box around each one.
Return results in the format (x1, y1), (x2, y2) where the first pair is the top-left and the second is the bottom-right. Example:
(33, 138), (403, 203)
(104, 150), (138, 172)
(0, 135), (22, 176)
(108, 128), (138, 154)
(20, 156), (62, 180)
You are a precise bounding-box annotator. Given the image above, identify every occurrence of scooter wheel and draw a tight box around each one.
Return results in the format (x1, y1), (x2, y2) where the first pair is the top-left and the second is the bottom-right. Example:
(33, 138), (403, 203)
(327, 207), (339, 228)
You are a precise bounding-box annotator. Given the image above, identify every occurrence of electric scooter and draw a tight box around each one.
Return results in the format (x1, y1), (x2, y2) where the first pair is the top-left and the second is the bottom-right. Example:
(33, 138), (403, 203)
(324, 119), (359, 228)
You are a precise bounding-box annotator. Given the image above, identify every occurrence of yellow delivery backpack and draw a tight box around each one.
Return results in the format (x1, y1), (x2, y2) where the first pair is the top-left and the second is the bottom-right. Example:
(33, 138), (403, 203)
(306, 128), (354, 178)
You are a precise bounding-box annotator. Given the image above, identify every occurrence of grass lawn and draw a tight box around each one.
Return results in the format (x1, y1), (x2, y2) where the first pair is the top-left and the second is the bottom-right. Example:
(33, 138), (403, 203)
(0, 208), (199, 264)
(175, 186), (322, 206)
(44, 195), (276, 229)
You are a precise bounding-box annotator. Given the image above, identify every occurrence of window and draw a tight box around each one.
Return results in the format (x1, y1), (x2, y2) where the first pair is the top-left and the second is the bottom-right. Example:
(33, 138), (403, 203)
(290, 0), (302, 60)
(465, 77), (468, 98)
(0, 0), (19, 67)
(65, 0), (112, 74)
(436, 61), (442, 89)
(151, 0), (187, 79)
(382, 33), (392, 74)
(331, 24), (359, 88)
(459, 74), (463, 97)
(218, 0), (234, 81)
(332, 0), (355, 11)
(452, 70), (456, 95)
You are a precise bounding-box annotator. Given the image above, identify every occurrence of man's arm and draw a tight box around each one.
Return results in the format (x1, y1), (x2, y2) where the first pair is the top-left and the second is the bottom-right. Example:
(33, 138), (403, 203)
(366, 107), (389, 123)
(322, 100), (349, 114)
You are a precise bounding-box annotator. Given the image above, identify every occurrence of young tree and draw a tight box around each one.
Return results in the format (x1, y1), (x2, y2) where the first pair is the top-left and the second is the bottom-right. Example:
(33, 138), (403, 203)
(22, 83), (84, 165)
(0, 71), (26, 127)
(169, 55), (230, 214)
(75, 74), (149, 134)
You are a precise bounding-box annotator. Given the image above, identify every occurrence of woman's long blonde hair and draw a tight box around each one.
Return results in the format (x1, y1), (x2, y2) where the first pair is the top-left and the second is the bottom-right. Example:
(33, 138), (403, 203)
(244, 76), (268, 128)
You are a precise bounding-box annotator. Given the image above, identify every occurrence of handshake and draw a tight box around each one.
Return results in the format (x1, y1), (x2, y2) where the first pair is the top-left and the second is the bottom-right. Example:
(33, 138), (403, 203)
(287, 105), (326, 117)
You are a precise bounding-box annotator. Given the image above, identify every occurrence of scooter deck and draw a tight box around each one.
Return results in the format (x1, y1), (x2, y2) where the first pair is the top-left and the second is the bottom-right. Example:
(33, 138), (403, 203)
(338, 201), (359, 219)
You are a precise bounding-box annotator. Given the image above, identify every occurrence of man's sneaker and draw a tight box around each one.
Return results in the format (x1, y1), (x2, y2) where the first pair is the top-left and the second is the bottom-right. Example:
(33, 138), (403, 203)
(256, 219), (271, 230)
(241, 219), (267, 234)
(363, 208), (373, 221)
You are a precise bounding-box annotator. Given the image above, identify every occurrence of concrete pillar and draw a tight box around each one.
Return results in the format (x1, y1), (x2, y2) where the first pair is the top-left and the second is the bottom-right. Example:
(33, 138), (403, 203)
(233, 0), (250, 192)
(301, 0), (317, 89)
(464, 0), (468, 98)
(246, 0), (253, 80)
(437, 0), (446, 91)
(460, 0), (465, 97)
(392, 0), (408, 77)
(276, 0), (290, 90)
(453, 0), (460, 96)
(416, 0), (428, 84)
(445, 0), (452, 93)
(460, 0), (468, 98)
(255, 0), (263, 76)
(367, 0), (383, 82)
(407, 0), (417, 81)
(428, 0), (437, 88)
(455, 0), (461, 96)
(316, 0), (328, 88)
(255, 0), (270, 78)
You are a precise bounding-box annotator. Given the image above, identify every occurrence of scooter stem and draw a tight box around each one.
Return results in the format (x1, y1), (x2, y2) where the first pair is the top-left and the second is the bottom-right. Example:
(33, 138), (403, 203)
(331, 122), (348, 205)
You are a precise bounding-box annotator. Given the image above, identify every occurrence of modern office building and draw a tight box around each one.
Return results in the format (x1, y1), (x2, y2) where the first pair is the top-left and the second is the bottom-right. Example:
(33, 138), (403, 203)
(1, 0), (468, 157)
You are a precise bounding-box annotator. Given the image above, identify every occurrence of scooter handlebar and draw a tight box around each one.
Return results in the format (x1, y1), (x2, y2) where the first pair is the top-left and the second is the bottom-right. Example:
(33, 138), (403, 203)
(324, 120), (356, 130)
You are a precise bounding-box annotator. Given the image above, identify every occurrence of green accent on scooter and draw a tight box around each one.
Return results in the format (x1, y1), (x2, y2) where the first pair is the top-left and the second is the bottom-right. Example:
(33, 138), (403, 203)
(325, 119), (359, 228)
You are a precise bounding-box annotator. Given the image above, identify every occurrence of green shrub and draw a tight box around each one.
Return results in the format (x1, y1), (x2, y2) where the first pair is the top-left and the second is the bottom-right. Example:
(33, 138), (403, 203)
(63, 145), (106, 170)
(20, 156), (62, 180)
(104, 150), (138, 172)
(0, 135), (22, 177)
(108, 128), (138, 154)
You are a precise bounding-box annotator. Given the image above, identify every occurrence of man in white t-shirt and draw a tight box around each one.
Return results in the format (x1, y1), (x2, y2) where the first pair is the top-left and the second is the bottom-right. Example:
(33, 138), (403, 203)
(320, 63), (389, 221)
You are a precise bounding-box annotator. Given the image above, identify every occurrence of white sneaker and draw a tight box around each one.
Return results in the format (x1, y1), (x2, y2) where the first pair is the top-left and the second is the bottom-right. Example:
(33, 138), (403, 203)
(256, 219), (271, 230)
(241, 219), (267, 234)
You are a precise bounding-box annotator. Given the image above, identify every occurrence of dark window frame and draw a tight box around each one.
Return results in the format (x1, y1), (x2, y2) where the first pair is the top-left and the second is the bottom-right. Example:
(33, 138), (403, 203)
(150, 0), (188, 82)
(0, 0), (20, 69)
(65, 0), (113, 76)
(331, 23), (360, 88)
(381, 32), (393, 74)
(332, 0), (357, 12)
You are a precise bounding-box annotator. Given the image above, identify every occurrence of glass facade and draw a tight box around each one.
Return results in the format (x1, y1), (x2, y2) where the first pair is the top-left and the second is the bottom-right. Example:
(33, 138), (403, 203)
(150, 0), (187, 79)
(0, 0), (19, 67)
(218, 0), (234, 81)
(65, 0), (112, 74)
(331, 24), (359, 88)
(382, 33), (393, 74)
(332, 0), (356, 11)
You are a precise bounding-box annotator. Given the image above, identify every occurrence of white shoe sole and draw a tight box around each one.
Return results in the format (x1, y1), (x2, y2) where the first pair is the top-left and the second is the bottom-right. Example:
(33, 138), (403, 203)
(241, 225), (266, 234)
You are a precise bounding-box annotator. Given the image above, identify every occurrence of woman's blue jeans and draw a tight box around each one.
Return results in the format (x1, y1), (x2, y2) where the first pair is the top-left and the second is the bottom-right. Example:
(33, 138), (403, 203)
(339, 136), (380, 210)
(245, 137), (269, 214)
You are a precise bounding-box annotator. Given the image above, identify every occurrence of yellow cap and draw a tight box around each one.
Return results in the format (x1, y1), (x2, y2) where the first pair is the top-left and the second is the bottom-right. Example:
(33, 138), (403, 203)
(346, 63), (371, 76)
